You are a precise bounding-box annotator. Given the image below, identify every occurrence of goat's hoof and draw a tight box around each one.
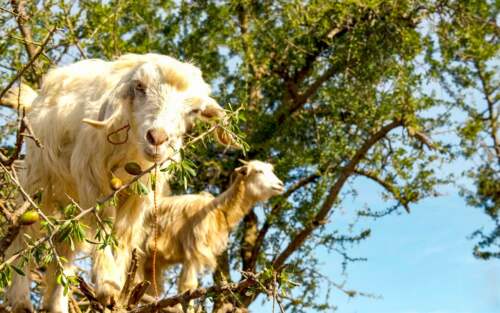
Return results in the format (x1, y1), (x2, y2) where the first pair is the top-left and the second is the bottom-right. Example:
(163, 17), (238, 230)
(96, 281), (120, 309)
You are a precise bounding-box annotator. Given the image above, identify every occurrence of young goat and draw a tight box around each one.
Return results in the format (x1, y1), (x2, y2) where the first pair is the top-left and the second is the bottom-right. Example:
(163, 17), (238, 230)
(139, 160), (284, 299)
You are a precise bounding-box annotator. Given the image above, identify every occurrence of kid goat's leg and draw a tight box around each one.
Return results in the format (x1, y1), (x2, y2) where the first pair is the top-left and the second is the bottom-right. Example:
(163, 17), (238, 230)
(178, 264), (198, 313)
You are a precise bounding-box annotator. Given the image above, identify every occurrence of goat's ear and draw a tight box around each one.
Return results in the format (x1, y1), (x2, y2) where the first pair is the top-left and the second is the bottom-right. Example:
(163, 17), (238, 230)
(214, 127), (240, 148)
(82, 98), (122, 129)
(189, 96), (225, 121)
(188, 96), (241, 148)
(235, 165), (249, 176)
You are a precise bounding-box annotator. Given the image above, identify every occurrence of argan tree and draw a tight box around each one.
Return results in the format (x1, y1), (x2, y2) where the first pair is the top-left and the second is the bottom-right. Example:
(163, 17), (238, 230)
(0, 0), (498, 312)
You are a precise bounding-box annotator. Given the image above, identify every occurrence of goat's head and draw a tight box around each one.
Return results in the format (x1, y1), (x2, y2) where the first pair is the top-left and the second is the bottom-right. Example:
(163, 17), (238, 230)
(235, 160), (284, 201)
(83, 55), (235, 164)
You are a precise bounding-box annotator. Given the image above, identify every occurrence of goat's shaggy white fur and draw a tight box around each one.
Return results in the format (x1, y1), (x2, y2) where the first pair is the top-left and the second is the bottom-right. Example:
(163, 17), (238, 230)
(138, 160), (284, 299)
(4, 53), (230, 313)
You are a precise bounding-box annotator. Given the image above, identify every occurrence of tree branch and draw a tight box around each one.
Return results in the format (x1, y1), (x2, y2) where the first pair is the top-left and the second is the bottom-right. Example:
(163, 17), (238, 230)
(0, 26), (56, 102)
(130, 276), (259, 313)
(10, 0), (37, 59)
(0, 108), (43, 166)
(0, 201), (31, 254)
(61, 1), (87, 59)
(474, 60), (500, 164)
(119, 249), (139, 304)
(354, 168), (411, 213)
(246, 171), (321, 271)
(240, 209), (258, 271)
(10, 0), (43, 84)
(272, 119), (403, 268)
(281, 63), (342, 123)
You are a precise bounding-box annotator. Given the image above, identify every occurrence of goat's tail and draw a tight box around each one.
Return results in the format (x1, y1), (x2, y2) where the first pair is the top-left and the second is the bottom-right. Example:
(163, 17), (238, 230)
(0, 84), (38, 112)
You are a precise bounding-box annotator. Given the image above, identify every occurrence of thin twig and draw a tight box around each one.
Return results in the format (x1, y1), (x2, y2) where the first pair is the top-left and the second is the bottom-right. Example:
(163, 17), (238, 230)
(0, 26), (56, 101)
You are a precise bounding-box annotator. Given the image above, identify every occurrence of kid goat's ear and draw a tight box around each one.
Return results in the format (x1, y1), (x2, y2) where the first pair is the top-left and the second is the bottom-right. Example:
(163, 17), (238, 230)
(235, 165), (248, 176)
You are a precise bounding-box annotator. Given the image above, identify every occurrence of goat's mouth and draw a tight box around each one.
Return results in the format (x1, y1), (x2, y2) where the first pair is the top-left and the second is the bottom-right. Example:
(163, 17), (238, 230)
(143, 146), (167, 163)
(272, 186), (285, 194)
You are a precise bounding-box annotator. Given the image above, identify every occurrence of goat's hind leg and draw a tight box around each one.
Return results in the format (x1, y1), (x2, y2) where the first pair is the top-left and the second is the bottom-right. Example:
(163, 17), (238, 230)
(5, 231), (34, 313)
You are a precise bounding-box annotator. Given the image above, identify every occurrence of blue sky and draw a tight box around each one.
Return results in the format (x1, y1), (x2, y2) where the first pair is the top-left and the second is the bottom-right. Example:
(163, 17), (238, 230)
(251, 168), (499, 313)
(327, 182), (498, 313)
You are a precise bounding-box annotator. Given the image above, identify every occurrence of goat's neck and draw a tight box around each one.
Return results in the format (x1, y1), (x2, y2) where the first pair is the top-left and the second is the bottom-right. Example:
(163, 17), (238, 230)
(214, 176), (256, 230)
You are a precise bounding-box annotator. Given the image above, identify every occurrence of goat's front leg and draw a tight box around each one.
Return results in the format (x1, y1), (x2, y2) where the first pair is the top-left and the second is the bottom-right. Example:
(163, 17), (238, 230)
(92, 245), (122, 306)
(42, 242), (75, 313)
(5, 231), (34, 313)
(141, 255), (165, 296)
(178, 264), (198, 313)
(92, 195), (149, 307)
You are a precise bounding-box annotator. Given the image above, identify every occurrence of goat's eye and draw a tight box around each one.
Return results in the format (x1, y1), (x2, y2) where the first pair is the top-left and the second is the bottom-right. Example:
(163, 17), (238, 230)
(256, 170), (263, 174)
(134, 81), (147, 95)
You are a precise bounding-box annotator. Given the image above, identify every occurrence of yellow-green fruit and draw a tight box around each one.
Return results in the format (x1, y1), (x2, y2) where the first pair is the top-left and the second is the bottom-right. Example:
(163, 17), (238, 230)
(19, 210), (40, 225)
(125, 162), (142, 175)
(110, 177), (123, 190)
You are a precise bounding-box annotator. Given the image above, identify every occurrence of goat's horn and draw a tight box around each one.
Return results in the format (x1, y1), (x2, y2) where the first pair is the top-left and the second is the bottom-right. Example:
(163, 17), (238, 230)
(238, 159), (249, 164)
(82, 100), (114, 128)
(82, 118), (108, 128)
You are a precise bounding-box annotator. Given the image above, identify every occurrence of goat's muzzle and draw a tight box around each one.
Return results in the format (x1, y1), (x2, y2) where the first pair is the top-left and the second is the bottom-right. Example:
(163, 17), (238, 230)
(146, 128), (169, 146)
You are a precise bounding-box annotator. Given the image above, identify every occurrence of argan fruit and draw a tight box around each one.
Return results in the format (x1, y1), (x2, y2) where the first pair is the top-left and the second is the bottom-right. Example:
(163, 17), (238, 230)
(19, 210), (40, 225)
(110, 177), (123, 190)
(125, 162), (142, 176)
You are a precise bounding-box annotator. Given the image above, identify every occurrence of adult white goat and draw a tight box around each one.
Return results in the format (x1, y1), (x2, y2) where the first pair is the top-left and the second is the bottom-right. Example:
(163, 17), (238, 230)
(2, 53), (233, 313)
(138, 160), (284, 302)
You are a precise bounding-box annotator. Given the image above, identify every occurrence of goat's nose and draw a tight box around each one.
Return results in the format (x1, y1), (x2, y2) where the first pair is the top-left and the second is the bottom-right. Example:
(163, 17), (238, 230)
(146, 128), (168, 146)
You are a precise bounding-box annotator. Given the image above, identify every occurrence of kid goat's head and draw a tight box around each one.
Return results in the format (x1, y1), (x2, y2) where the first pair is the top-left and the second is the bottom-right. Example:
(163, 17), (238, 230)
(83, 54), (235, 163)
(235, 160), (285, 201)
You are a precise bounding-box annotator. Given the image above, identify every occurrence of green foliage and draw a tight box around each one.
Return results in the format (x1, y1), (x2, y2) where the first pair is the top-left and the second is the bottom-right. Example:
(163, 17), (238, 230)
(56, 272), (78, 296)
(0, 0), (498, 311)
(93, 218), (118, 250)
(0, 264), (13, 289)
(428, 0), (499, 259)
(129, 180), (150, 196)
(163, 151), (198, 190)
(57, 220), (88, 250)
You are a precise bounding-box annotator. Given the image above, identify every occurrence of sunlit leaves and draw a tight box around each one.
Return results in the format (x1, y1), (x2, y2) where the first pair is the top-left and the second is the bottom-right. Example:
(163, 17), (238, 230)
(0, 0), (497, 311)
(430, 0), (499, 258)
(129, 181), (150, 196)
(56, 272), (79, 295)
(163, 153), (197, 190)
